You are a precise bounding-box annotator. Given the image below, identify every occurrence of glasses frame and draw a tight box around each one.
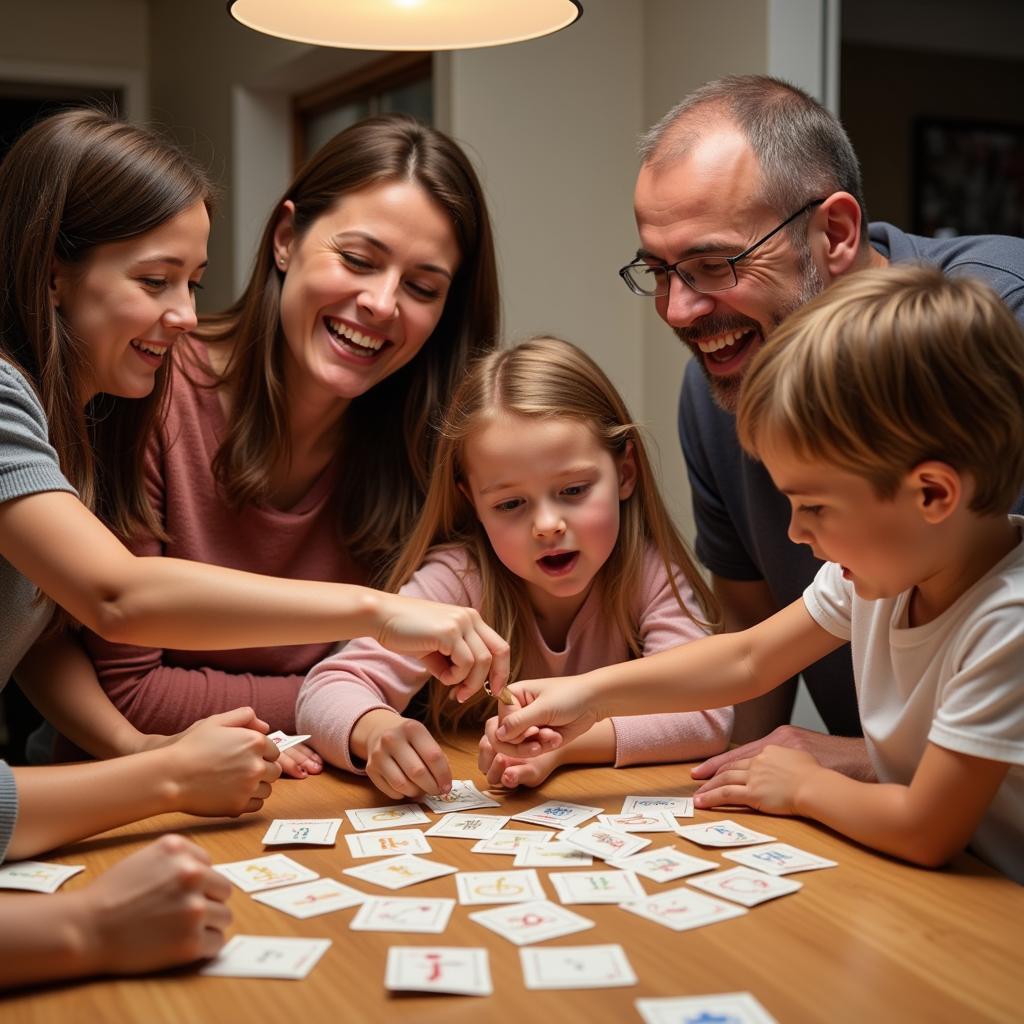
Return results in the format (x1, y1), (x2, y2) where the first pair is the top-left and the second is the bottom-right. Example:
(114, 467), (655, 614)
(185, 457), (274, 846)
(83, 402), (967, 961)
(619, 197), (827, 297)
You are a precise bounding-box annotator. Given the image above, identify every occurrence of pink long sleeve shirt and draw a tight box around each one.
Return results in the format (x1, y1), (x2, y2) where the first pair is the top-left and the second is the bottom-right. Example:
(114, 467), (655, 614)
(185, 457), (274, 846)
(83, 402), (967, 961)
(297, 545), (732, 772)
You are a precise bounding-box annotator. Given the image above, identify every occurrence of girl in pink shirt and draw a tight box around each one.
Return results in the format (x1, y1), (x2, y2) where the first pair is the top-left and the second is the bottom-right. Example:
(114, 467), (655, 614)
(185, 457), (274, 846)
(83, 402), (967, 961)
(298, 337), (732, 798)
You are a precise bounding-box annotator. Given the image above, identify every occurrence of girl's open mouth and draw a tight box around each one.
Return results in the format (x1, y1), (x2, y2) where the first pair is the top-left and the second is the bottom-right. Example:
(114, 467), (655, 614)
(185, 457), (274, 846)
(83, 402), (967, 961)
(537, 551), (579, 577)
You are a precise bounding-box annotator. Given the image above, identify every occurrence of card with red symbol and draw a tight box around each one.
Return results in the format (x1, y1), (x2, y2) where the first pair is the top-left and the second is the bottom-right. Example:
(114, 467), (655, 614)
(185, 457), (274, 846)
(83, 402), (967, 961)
(687, 866), (802, 906)
(469, 899), (595, 945)
(385, 946), (492, 996)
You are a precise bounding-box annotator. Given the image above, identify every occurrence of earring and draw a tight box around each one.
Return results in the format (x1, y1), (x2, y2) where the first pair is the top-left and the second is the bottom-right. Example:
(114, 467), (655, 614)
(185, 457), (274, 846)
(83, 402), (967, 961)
(278, 257), (287, 268)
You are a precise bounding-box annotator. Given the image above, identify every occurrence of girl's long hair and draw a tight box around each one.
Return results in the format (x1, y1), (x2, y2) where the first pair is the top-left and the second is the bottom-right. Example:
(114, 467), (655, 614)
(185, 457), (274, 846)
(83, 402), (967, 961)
(387, 336), (721, 735)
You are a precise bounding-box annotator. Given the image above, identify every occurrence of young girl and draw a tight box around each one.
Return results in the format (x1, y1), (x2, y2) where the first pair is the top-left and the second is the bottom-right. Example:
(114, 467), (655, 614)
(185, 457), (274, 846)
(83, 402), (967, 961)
(297, 336), (731, 798)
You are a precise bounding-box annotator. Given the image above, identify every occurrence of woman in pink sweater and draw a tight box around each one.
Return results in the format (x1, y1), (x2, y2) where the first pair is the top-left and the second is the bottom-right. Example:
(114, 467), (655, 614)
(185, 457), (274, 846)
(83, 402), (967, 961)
(298, 337), (732, 798)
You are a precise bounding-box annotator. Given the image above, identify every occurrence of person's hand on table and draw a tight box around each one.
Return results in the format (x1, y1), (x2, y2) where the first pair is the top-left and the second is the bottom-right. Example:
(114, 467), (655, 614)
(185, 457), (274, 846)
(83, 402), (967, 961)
(490, 676), (599, 756)
(479, 714), (561, 788)
(693, 744), (822, 814)
(363, 714), (453, 800)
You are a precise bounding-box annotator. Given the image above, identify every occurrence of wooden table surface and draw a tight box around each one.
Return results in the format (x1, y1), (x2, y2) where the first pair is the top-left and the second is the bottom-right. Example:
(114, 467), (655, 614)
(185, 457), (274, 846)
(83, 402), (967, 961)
(3, 744), (1022, 1023)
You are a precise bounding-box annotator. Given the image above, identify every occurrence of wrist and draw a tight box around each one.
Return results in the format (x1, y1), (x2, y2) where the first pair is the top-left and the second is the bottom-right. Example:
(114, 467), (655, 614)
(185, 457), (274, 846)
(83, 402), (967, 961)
(793, 763), (829, 818)
(57, 891), (103, 979)
(351, 708), (402, 760)
(584, 668), (619, 722)
(147, 745), (188, 814)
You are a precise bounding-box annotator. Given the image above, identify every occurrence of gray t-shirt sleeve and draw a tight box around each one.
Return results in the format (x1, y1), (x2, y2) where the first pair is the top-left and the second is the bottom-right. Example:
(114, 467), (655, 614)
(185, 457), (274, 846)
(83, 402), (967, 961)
(0, 760), (19, 863)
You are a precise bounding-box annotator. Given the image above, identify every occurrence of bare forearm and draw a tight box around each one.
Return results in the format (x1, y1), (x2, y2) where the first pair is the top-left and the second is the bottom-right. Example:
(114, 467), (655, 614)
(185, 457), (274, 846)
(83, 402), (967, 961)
(0, 895), (97, 988)
(550, 720), (617, 768)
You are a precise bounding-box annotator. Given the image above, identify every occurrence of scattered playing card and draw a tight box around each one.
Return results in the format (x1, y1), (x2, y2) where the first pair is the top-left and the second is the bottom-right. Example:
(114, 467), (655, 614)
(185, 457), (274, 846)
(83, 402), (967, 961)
(511, 800), (603, 830)
(252, 878), (365, 919)
(563, 822), (651, 861)
(0, 860), (84, 893)
(267, 730), (312, 753)
(619, 885), (747, 932)
(687, 866), (802, 906)
(455, 869), (546, 905)
(343, 854), (457, 890)
(469, 899), (595, 946)
(519, 943), (637, 990)
(350, 897), (456, 934)
(513, 842), (593, 868)
(214, 854), (318, 893)
(344, 829), (432, 858)
(598, 811), (678, 832)
(723, 842), (838, 876)
(425, 813), (510, 840)
(471, 830), (553, 855)
(345, 803), (431, 832)
(621, 794), (694, 818)
(609, 846), (719, 882)
(548, 870), (646, 905)
(636, 992), (779, 1024)
(385, 946), (492, 996)
(674, 819), (777, 847)
(200, 935), (331, 979)
(261, 819), (343, 846)
(420, 780), (500, 813)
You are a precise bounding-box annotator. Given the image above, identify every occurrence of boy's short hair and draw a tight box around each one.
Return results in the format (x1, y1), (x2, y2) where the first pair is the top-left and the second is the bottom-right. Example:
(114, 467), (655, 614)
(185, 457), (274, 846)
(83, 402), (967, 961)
(737, 264), (1024, 516)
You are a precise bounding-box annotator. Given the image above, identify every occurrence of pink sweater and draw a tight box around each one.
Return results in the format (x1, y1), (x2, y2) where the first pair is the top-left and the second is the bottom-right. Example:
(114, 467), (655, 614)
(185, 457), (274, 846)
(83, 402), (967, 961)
(297, 545), (732, 772)
(81, 341), (366, 736)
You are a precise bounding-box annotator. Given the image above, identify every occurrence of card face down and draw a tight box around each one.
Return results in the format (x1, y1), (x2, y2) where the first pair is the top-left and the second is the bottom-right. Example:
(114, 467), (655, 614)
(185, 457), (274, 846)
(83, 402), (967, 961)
(519, 944), (638, 990)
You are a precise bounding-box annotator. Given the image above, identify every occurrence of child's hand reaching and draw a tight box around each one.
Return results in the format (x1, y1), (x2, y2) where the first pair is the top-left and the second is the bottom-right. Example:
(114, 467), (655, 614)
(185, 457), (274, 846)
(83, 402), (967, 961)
(478, 715), (561, 788)
(363, 715), (453, 800)
(492, 676), (600, 756)
(276, 740), (323, 780)
(692, 744), (821, 815)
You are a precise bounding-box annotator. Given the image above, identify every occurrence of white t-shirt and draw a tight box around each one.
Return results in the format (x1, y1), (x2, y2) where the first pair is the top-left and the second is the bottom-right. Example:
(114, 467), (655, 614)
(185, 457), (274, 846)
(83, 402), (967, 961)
(803, 516), (1024, 884)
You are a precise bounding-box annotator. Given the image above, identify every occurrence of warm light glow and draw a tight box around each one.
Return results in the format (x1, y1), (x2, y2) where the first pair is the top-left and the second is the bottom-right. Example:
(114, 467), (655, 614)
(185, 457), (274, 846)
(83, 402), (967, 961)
(227, 0), (584, 51)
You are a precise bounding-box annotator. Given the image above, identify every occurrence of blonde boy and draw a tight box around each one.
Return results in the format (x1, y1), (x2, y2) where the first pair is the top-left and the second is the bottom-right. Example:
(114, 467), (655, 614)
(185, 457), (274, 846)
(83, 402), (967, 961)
(495, 265), (1024, 882)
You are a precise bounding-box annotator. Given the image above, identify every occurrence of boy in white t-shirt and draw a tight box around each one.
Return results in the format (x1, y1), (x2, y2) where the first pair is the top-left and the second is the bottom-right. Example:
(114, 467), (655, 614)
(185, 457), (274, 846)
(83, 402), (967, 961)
(493, 265), (1024, 883)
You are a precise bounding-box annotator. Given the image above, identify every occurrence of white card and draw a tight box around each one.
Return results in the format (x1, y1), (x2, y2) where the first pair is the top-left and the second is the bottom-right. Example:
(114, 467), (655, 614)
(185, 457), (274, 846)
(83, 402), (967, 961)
(471, 829), (553, 855)
(687, 866), (802, 906)
(723, 842), (838, 876)
(425, 813), (510, 840)
(345, 829), (432, 858)
(513, 842), (593, 868)
(350, 896), (456, 934)
(511, 800), (603, 830)
(455, 869), (546, 905)
(200, 935), (331, 979)
(345, 803), (431, 832)
(420, 780), (500, 813)
(261, 818), (343, 846)
(385, 946), (492, 996)
(469, 899), (595, 946)
(343, 854), (456, 890)
(621, 794), (695, 818)
(548, 870), (646, 905)
(619, 885), (747, 932)
(519, 944), (637, 990)
(0, 861), (85, 893)
(267, 730), (312, 753)
(636, 992), (779, 1024)
(674, 819), (777, 847)
(598, 811), (678, 833)
(610, 846), (719, 882)
(252, 878), (365, 919)
(563, 822), (651, 861)
(214, 854), (318, 893)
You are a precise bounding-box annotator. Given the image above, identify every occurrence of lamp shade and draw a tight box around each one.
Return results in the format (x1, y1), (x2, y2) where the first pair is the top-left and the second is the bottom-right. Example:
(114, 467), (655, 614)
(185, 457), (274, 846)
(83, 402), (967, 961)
(226, 0), (584, 51)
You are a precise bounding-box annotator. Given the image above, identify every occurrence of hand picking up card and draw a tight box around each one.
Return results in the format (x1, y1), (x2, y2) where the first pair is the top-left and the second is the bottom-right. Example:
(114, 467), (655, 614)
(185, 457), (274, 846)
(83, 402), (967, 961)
(267, 730), (312, 753)
(252, 878), (365, 919)
(511, 800), (603, 830)
(261, 819), (343, 846)
(674, 819), (776, 847)
(619, 885), (747, 932)
(385, 946), (492, 997)
(344, 829), (432, 859)
(345, 803), (431, 832)
(621, 794), (694, 818)
(687, 866), (801, 907)
(215, 854), (318, 893)
(519, 944), (637, 990)
(343, 854), (456, 890)
(469, 899), (595, 946)
(0, 860), (85, 893)
(636, 992), (779, 1024)
(723, 842), (838, 875)
(200, 935), (331, 980)
(350, 896), (456, 934)
(420, 780), (500, 813)
(610, 846), (718, 882)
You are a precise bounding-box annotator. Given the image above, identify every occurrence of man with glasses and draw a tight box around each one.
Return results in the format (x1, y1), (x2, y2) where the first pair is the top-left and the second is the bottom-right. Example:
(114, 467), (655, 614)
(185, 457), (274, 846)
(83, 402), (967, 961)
(623, 74), (1024, 785)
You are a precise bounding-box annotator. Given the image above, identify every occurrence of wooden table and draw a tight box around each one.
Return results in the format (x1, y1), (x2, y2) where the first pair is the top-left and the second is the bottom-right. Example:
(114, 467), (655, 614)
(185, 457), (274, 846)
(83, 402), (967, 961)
(4, 746), (1022, 1023)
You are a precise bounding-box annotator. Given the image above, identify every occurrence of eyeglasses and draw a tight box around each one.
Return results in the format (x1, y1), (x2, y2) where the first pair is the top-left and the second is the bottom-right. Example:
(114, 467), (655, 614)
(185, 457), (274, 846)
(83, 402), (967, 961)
(618, 198), (826, 297)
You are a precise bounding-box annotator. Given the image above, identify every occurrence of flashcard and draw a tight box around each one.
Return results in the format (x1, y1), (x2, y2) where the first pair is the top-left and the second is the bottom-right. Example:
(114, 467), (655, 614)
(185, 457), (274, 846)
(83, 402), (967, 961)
(687, 866), (802, 906)
(0, 860), (84, 893)
(199, 935), (331, 979)
(619, 885), (747, 932)
(214, 854), (318, 893)
(343, 854), (457, 890)
(261, 818), (343, 846)
(266, 730), (312, 753)
(344, 829), (431, 858)
(513, 842), (593, 868)
(455, 868), (546, 905)
(511, 800), (604, 830)
(563, 822), (651, 861)
(598, 811), (678, 832)
(350, 896), (456, 934)
(621, 794), (695, 818)
(723, 842), (838, 876)
(471, 829), (553, 855)
(252, 878), (365, 919)
(548, 869), (646, 905)
(425, 813), (510, 840)
(519, 944), (637, 990)
(385, 946), (492, 996)
(345, 803), (431, 832)
(469, 899), (595, 946)
(420, 779), (500, 813)
(674, 819), (777, 847)
(609, 846), (718, 882)
(636, 992), (779, 1024)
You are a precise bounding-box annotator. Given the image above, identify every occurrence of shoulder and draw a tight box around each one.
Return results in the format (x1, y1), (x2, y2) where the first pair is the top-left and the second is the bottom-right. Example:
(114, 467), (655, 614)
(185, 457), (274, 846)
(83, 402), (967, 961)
(400, 545), (482, 607)
(635, 543), (700, 610)
(0, 359), (44, 420)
